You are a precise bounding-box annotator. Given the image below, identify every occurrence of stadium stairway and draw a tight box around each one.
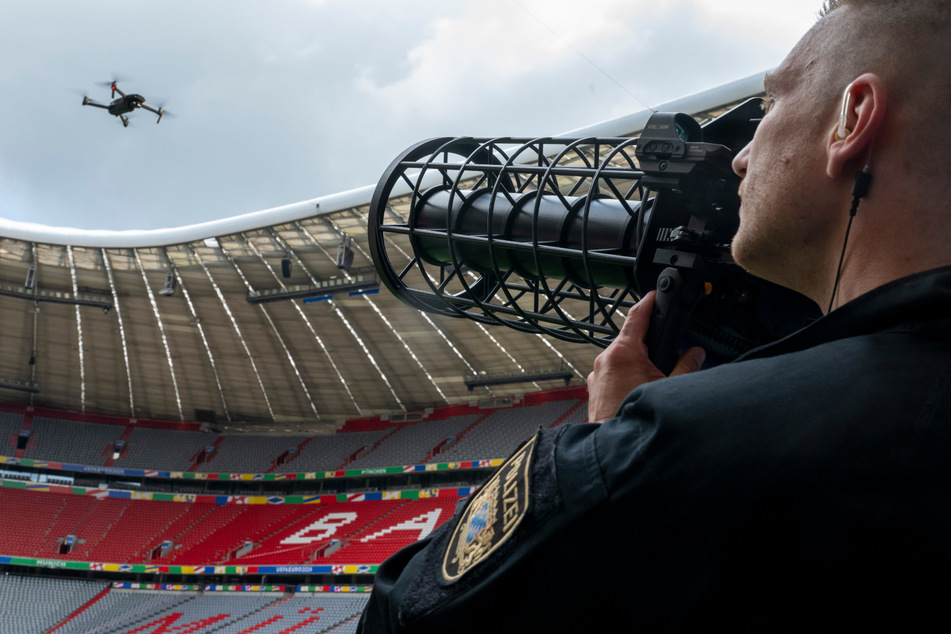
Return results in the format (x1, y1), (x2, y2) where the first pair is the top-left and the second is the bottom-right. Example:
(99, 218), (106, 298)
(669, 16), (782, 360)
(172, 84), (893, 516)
(340, 428), (400, 469)
(266, 437), (312, 473)
(188, 436), (225, 472)
(425, 412), (491, 462)
(156, 506), (249, 564)
(99, 591), (200, 634)
(310, 500), (407, 562)
(14, 408), (33, 458)
(103, 425), (134, 468)
(47, 583), (112, 633)
(225, 592), (294, 634)
(227, 506), (327, 564)
(550, 399), (588, 428)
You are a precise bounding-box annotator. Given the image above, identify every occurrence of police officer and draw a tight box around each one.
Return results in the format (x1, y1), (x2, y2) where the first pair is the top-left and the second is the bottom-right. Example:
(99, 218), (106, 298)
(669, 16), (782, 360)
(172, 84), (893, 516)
(360, 1), (951, 630)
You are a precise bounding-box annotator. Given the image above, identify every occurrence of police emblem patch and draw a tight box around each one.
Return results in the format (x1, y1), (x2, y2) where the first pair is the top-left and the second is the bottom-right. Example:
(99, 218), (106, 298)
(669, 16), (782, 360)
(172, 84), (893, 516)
(442, 436), (535, 582)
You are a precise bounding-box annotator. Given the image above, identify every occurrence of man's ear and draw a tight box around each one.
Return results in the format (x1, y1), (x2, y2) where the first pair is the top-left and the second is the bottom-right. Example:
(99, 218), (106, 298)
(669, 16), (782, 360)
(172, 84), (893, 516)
(827, 73), (887, 177)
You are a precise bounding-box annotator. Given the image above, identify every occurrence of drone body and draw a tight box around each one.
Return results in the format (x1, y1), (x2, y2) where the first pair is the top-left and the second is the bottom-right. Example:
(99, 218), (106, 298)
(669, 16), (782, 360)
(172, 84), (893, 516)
(82, 81), (165, 127)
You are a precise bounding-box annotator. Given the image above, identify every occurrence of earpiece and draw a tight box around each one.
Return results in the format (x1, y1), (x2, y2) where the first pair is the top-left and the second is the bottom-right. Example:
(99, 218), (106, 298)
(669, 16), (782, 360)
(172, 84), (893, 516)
(835, 83), (854, 140)
(827, 82), (873, 313)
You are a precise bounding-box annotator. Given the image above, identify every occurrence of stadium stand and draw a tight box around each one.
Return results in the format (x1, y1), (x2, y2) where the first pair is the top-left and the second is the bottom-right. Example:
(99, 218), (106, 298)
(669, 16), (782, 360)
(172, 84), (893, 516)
(323, 498), (458, 564)
(345, 414), (482, 470)
(212, 593), (368, 634)
(553, 400), (589, 427)
(23, 417), (124, 466)
(118, 427), (216, 471)
(0, 487), (459, 566)
(435, 400), (581, 462)
(0, 411), (25, 454)
(70, 591), (275, 633)
(56, 587), (197, 634)
(0, 574), (109, 633)
(203, 434), (311, 474)
(272, 430), (391, 473)
(50, 588), (370, 634)
(1, 399), (586, 477)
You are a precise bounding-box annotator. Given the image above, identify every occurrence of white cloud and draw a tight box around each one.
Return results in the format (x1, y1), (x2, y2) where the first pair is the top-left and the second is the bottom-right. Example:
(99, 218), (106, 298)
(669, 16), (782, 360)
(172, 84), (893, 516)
(0, 0), (824, 230)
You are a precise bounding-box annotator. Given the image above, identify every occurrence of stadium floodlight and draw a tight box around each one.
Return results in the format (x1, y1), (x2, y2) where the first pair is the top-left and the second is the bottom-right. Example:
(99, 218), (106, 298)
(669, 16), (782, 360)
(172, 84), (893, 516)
(159, 268), (177, 297)
(336, 236), (354, 270)
(24, 262), (36, 290)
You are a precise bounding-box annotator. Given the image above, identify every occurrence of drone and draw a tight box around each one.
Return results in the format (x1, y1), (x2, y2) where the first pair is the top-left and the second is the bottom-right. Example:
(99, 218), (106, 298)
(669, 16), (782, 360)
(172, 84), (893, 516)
(81, 81), (166, 127)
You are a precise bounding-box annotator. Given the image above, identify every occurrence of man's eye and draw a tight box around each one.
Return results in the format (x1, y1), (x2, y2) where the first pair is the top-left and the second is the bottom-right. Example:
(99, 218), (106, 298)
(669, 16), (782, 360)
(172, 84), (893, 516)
(760, 97), (775, 113)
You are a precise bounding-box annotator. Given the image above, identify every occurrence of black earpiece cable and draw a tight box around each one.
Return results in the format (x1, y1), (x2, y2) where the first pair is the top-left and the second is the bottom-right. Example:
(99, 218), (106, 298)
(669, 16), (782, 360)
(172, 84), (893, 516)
(827, 148), (874, 313)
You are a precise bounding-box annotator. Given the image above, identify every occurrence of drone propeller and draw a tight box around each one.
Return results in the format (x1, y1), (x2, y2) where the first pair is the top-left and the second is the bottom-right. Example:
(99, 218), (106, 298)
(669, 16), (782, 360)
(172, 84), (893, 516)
(71, 87), (96, 102)
(95, 73), (131, 98)
(147, 100), (176, 123)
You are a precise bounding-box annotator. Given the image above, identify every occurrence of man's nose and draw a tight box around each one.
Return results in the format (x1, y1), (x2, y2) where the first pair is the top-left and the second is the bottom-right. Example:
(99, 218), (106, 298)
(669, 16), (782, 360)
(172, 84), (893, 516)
(732, 143), (750, 177)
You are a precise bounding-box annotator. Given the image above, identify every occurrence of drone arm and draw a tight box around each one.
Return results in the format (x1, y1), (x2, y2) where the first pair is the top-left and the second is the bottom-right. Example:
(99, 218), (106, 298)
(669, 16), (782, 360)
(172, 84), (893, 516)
(139, 103), (164, 123)
(82, 97), (109, 110)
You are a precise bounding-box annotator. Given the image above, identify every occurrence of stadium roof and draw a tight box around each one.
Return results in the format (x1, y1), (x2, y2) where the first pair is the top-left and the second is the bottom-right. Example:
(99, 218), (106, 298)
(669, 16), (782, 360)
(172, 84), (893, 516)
(0, 74), (765, 432)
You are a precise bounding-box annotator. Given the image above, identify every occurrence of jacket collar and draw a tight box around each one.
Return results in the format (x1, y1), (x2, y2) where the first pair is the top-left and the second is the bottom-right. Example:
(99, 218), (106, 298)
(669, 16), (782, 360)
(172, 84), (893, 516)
(740, 264), (951, 361)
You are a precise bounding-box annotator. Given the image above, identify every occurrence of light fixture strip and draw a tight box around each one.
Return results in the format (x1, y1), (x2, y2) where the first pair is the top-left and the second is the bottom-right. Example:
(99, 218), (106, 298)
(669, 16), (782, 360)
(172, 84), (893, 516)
(168, 248), (232, 422)
(133, 249), (184, 420)
(31, 298), (38, 397)
(101, 249), (136, 416)
(65, 246), (86, 411)
(29, 243), (38, 397)
(190, 244), (276, 422)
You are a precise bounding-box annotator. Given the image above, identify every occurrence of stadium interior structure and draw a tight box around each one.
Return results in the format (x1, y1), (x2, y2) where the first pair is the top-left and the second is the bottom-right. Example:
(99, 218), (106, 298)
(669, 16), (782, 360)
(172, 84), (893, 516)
(0, 74), (765, 633)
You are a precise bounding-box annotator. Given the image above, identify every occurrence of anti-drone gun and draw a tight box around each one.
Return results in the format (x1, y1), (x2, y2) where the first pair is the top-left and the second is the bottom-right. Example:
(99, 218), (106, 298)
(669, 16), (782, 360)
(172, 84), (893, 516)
(367, 99), (820, 374)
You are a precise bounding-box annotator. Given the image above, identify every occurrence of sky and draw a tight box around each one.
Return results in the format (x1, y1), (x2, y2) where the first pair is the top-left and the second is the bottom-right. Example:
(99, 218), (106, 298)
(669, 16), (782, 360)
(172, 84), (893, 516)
(0, 0), (820, 232)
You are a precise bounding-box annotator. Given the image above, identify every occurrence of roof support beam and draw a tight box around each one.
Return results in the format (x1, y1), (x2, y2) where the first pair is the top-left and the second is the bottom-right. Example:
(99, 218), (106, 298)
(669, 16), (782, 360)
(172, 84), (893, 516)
(166, 247), (233, 423)
(29, 243), (38, 403)
(65, 246), (87, 412)
(101, 249), (136, 417)
(133, 249), (184, 421)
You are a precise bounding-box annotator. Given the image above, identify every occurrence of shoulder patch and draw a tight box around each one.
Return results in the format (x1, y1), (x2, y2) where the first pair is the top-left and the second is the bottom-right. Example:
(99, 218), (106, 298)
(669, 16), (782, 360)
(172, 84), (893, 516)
(442, 436), (535, 582)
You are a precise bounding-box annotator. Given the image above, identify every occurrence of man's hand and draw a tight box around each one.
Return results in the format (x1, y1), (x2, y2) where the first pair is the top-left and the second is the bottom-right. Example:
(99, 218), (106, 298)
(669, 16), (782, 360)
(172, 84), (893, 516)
(586, 291), (706, 423)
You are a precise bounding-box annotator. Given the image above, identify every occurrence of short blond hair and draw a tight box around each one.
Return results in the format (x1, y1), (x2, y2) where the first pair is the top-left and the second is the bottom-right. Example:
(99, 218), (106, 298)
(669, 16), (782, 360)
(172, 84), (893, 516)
(815, 0), (951, 92)
(806, 0), (951, 196)
(810, 1), (951, 157)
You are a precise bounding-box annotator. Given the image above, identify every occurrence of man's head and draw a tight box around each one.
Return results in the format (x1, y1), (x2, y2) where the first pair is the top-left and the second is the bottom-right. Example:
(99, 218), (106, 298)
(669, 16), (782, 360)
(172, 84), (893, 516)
(731, 0), (951, 308)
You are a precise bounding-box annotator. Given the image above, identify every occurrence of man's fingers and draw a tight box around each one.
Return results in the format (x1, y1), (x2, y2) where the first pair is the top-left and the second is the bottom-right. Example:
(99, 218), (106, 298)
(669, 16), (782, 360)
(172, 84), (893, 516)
(669, 347), (706, 377)
(617, 291), (656, 343)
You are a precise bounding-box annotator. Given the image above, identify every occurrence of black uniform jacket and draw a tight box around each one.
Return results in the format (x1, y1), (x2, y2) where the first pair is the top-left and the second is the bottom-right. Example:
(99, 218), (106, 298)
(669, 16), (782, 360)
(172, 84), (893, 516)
(359, 266), (951, 633)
